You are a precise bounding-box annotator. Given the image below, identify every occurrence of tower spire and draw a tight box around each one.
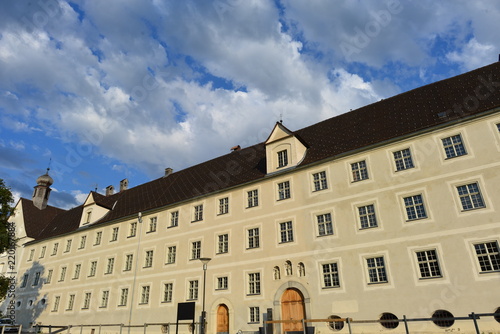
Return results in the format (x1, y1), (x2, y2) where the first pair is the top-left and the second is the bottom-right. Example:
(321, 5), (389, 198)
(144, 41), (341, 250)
(32, 168), (54, 210)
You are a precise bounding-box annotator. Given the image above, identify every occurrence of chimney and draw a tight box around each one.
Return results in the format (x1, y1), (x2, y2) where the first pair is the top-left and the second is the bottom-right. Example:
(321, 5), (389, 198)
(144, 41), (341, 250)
(106, 185), (114, 196)
(231, 145), (241, 152)
(164, 168), (173, 177)
(120, 179), (128, 192)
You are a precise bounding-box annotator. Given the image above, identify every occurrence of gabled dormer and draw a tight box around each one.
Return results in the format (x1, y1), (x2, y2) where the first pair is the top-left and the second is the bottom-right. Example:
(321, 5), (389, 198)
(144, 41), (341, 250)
(79, 192), (115, 227)
(265, 122), (308, 174)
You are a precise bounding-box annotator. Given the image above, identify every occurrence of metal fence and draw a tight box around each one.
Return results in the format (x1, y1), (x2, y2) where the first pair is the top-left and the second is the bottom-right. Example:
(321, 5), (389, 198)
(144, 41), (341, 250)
(36, 322), (195, 334)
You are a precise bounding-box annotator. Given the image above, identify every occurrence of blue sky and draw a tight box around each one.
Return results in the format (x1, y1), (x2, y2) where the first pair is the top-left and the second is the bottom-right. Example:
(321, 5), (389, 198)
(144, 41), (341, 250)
(0, 0), (499, 209)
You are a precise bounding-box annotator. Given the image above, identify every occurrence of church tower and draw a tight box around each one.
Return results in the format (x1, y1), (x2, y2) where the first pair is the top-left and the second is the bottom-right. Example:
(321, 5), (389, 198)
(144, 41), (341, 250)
(32, 168), (53, 210)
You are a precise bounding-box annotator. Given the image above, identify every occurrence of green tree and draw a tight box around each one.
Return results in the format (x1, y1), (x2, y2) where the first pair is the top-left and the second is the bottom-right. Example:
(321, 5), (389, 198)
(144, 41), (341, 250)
(0, 178), (14, 300)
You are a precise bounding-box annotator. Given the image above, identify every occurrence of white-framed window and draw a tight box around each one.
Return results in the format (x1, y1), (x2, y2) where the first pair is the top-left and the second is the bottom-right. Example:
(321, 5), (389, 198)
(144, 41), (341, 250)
(191, 241), (201, 260)
(79, 236), (86, 249)
(65, 239), (72, 253)
(52, 296), (61, 312)
(393, 148), (414, 171)
(106, 258), (115, 274)
(219, 197), (229, 215)
(46, 269), (53, 284)
(277, 149), (288, 168)
(317, 213), (333, 236)
(193, 204), (203, 222)
(67, 294), (75, 311)
(312, 171), (328, 191)
(124, 254), (133, 271)
(111, 227), (119, 241)
(442, 134), (467, 158)
(188, 280), (199, 300)
(277, 181), (291, 200)
(82, 292), (91, 309)
(73, 264), (81, 279)
(248, 272), (261, 295)
(217, 276), (228, 290)
(249, 307), (260, 323)
(298, 262), (306, 277)
(415, 249), (442, 278)
(85, 211), (92, 224)
(59, 267), (67, 282)
(52, 243), (59, 255)
(366, 256), (388, 284)
(163, 283), (173, 302)
(100, 290), (110, 308)
(21, 274), (28, 288)
(473, 241), (500, 273)
(351, 160), (369, 181)
(89, 261), (97, 277)
(456, 183), (485, 210)
(247, 228), (260, 249)
(144, 250), (154, 268)
(119, 288), (129, 306)
(28, 249), (35, 261)
(279, 221), (294, 243)
(94, 231), (102, 245)
(167, 246), (176, 264)
(358, 204), (378, 229)
(40, 246), (46, 258)
(170, 211), (179, 227)
(247, 189), (259, 208)
(322, 262), (340, 288)
(218, 234), (229, 254)
(33, 272), (41, 286)
(129, 222), (137, 237)
(148, 217), (157, 232)
(140, 285), (150, 304)
(403, 194), (427, 220)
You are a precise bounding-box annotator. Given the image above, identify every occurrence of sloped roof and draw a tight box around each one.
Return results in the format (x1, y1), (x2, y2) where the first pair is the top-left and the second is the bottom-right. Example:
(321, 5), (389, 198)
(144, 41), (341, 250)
(26, 61), (500, 242)
(18, 198), (66, 239)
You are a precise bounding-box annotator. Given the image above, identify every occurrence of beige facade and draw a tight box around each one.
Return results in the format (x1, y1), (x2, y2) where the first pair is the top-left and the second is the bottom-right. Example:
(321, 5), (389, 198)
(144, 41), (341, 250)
(2, 64), (500, 334)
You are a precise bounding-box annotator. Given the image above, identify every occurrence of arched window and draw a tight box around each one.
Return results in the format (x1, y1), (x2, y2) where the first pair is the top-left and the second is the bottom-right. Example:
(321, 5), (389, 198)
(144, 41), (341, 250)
(285, 260), (292, 276)
(273, 266), (281, 280)
(297, 262), (306, 277)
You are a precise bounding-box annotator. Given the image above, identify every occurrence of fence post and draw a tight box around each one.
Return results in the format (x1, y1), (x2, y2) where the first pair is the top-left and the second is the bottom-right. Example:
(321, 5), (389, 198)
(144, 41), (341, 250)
(120, 324), (123, 334)
(469, 312), (480, 334)
(347, 318), (352, 334)
(49, 325), (52, 334)
(302, 319), (306, 334)
(403, 315), (409, 334)
(80, 325), (83, 334)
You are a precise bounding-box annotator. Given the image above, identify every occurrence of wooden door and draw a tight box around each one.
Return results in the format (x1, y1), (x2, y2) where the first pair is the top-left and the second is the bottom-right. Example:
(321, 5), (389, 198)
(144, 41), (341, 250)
(281, 288), (305, 333)
(216, 304), (229, 334)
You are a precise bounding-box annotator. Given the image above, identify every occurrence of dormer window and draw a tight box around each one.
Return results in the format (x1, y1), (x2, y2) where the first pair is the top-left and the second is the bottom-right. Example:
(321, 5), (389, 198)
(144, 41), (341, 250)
(277, 150), (288, 168)
(85, 211), (92, 224)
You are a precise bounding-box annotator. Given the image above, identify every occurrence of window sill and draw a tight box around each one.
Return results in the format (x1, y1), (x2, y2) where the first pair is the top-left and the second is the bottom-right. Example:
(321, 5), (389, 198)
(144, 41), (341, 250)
(406, 217), (428, 222)
(322, 286), (340, 290)
(167, 225), (178, 229)
(359, 226), (378, 230)
(367, 281), (388, 285)
(146, 231), (156, 234)
(444, 154), (467, 160)
(479, 270), (500, 274)
(418, 275), (442, 280)
(127, 235), (136, 239)
(461, 206), (486, 212)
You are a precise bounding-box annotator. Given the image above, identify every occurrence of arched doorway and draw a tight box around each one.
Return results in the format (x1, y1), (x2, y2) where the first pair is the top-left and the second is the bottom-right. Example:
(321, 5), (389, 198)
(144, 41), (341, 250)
(216, 304), (229, 334)
(281, 288), (306, 333)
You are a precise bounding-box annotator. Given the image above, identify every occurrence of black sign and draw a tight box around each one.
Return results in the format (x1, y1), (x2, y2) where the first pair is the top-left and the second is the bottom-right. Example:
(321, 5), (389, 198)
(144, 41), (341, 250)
(177, 302), (196, 321)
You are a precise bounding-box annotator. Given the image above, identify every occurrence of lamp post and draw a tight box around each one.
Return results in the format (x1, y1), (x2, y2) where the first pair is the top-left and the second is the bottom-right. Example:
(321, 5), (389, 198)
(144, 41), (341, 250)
(199, 257), (211, 334)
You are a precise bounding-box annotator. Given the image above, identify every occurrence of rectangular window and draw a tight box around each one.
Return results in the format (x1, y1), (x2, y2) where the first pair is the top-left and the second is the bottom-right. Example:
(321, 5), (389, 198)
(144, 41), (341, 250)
(167, 246), (176, 264)
(393, 148), (414, 171)
(144, 250), (154, 268)
(219, 197), (229, 215)
(79, 236), (86, 249)
(28, 249), (35, 261)
(277, 181), (291, 200)
(416, 250), (442, 278)
(82, 292), (92, 309)
(140, 286), (150, 304)
(40, 246), (46, 258)
(442, 134), (467, 158)
(457, 183), (485, 210)
(148, 217), (157, 232)
(358, 205), (378, 229)
(119, 288), (129, 306)
(248, 228), (260, 249)
(193, 205), (203, 222)
(163, 283), (173, 303)
(191, 241), (201, 260)
(89, 261), (97, 277)
(497, 123), (500, 132)
(248, 273), (261, 295)
(94, 231), (102, 245)
(67, 294), (75, 311)
(474, 241), (500, 272)
(351, 160), (369, 181)
(129, 222), (137, 237)
(52, 243), (59, 255)
(21, 274), (28, 288)
(100, 290), (109, 308)
(106, 258), (115, 274)
(312, 171), (328, 191)
(366, 256), (388, 283)
(277, 150), (288, 168)
(188, 280), (199, 300)
(33, 272), (41, 286)
(52, 296), (60, 312)
(279, 221), (294, 243)
(217, 276), (228, 290)
(322, 263), (340, 288)
(124, 254), (133, 271)
(403, 194), (427, 220)
(65, 239), (72, 253)
(46, 269), (53, 284)
(73, 264), (81, 279)
(218, 234), (229, 254)
(59, 267), (67, 281)
(247, 190), (258, 208)
(317, 213), (333, 236)
(111, 227), (119, 241)
(170, 211), (179, 227)
(249, 307), (260, 323)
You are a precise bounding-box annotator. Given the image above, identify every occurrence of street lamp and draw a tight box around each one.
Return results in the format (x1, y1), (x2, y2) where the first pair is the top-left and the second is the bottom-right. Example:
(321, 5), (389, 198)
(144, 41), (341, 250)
(199, 257), (211, 334)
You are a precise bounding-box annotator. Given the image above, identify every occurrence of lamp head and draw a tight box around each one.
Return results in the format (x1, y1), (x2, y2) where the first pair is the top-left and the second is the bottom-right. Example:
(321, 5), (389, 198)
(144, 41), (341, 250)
(199, 257), (211, 265)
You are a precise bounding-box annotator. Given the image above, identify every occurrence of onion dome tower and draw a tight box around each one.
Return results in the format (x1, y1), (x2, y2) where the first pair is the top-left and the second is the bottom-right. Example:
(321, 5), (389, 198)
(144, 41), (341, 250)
(32, 168), (54, 210)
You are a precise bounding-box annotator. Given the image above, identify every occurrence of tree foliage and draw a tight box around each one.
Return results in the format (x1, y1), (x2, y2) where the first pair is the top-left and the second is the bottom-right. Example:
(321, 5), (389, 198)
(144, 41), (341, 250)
(0, 178), (14, 254)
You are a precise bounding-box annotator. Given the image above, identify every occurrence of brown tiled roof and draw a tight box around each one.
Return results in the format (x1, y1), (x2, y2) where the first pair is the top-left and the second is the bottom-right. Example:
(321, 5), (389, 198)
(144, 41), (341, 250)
(19, 198), (66, 238)
(27, 61), (500, 242)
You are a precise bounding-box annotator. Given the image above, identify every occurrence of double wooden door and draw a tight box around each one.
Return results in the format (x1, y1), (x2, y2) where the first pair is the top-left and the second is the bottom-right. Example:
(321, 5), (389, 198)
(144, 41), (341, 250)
(281, 288), (306, 333)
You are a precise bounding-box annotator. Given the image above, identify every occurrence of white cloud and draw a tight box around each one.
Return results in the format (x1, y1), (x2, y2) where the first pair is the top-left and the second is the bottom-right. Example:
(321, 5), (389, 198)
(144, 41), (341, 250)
(446, 38), (497, 71)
